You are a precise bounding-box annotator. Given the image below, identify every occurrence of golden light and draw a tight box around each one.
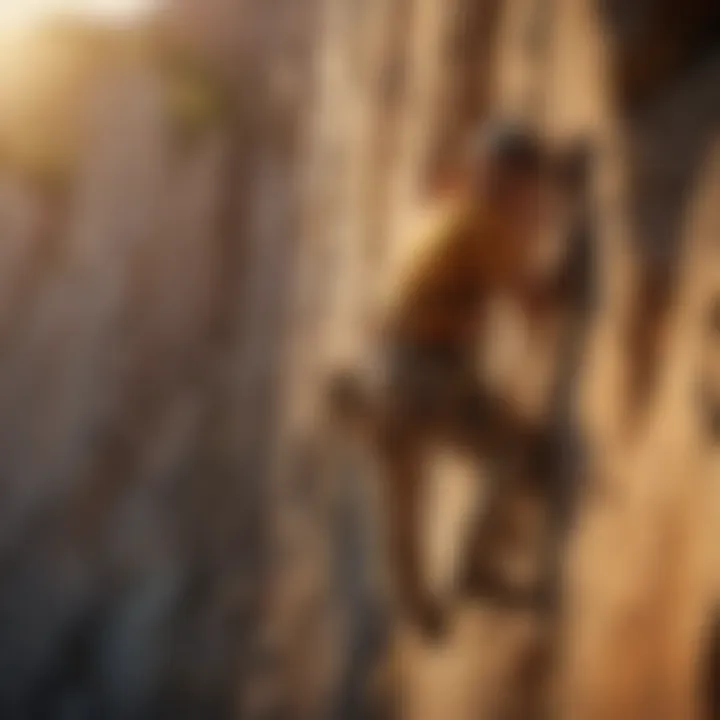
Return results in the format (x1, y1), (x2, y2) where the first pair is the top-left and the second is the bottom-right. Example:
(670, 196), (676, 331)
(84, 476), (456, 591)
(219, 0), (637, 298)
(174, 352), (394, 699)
(0, 0), (154, 163)
(0, 0), (152, 31)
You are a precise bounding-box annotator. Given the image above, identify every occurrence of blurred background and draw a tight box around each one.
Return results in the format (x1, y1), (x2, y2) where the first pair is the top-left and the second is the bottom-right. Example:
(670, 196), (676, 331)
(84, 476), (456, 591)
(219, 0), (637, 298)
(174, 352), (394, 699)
(0, 0), (717, 718)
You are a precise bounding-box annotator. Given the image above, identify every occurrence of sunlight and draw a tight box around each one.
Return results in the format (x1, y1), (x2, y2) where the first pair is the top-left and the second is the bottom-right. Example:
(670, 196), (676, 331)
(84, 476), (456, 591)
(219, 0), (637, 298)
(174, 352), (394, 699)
(0, 0), (151, 30)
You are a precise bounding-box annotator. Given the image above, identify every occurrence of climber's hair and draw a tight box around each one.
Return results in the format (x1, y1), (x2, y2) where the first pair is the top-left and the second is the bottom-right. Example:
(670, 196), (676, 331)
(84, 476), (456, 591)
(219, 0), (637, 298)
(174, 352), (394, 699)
(469, 119), (546, 179)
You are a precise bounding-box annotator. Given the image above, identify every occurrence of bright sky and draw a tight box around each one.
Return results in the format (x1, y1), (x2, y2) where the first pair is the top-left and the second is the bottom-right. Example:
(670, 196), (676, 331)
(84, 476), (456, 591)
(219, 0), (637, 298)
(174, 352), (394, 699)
(0, 0), (151, 29)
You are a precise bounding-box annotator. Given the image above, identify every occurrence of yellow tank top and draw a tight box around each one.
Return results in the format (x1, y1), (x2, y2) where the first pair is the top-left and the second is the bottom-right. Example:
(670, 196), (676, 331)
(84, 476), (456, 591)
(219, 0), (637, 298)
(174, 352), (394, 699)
(378, 197), (491, 349)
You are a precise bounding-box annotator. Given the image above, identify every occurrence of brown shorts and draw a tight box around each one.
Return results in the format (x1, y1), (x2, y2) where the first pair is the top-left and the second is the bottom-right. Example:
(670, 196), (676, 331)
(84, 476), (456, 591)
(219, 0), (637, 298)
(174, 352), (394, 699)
(375, 342), (479, 437)
(375, 341), (543, 460)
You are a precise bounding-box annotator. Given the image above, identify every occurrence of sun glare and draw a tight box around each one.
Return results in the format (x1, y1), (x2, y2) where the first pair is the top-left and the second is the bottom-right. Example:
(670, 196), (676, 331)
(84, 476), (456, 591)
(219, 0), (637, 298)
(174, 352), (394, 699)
(0, 0), (151, 31)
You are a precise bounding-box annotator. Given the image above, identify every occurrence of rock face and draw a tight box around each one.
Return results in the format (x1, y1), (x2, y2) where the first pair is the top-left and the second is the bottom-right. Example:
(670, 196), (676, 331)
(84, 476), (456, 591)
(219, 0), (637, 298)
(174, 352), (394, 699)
(0, 1), (717, 719)
(0, 8), (315, 718)
(288, 1), (720, 718)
